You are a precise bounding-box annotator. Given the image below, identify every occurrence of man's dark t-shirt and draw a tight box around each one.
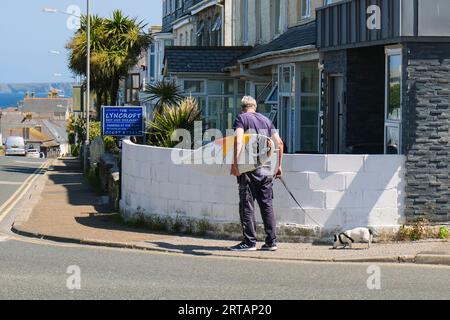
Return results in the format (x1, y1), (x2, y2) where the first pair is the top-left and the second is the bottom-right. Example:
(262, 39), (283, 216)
(233, 112), (276, 137)
(233, 112), (277, 175)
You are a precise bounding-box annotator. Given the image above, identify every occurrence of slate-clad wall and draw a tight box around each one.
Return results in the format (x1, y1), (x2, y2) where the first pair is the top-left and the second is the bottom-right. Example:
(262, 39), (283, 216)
(403, 43), (450, 222)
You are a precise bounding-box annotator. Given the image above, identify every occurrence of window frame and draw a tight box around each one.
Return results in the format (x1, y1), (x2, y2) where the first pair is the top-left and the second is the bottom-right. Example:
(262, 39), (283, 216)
(301, 0), (311, 19)
(384, 46), (403, 155)
(125, 73), (141, 105)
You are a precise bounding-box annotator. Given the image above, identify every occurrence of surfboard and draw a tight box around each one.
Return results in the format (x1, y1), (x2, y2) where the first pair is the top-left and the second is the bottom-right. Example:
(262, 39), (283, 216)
(181, 134), (279, 177)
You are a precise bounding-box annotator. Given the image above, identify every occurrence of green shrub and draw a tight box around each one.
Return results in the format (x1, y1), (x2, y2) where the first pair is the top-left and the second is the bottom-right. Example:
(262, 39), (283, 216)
(147, 96), (201, 148)
(438, 227), (449, 240)
(71, 144), (80, 157)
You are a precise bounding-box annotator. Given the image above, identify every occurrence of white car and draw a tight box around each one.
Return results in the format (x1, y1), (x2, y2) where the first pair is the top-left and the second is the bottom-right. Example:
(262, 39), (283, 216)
(26, 149), (40, 158)
(5, 136), (26, 156)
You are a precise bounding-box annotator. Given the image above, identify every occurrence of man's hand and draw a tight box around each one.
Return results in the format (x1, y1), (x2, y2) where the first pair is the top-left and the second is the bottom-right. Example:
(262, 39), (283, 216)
(275, 166), (283, 179)
(231, 164), (241, 177)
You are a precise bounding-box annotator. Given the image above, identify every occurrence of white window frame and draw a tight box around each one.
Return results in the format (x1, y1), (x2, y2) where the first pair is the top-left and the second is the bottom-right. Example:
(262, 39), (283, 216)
(384, 46), (403, 155)
(181, 79), (244, 133)
(297, 62), (321, 153)
(278, 64), (296, 153)
(301, 0), (311, 19)
(242, 0), (249, 44)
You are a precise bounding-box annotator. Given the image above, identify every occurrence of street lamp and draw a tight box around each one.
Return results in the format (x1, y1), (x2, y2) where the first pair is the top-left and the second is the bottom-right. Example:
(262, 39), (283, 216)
(44, 1), (90, 172)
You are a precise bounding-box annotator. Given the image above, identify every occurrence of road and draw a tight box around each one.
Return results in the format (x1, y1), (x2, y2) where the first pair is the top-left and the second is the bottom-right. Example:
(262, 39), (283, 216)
(0, 156), (46, 207)
(0, 156), (449, 300)
(0, 237), (449, 300)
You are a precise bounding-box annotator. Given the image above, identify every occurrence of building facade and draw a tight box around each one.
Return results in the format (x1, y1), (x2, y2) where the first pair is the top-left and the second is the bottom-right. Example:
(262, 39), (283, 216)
(316, 0), (450, 222)
(153, 0), (450, 224)
(161, 0), (335, 147)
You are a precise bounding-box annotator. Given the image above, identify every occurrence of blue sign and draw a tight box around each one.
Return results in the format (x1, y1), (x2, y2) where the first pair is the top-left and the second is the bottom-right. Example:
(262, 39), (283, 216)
(102, 106), (145, 137)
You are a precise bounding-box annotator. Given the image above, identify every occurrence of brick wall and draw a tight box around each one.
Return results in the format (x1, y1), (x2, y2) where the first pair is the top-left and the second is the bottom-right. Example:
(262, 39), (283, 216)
(403, 43), (450, 222)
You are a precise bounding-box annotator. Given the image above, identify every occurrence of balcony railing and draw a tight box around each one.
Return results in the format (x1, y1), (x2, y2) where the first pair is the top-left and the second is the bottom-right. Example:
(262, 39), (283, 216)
(162, 0), (205, 32)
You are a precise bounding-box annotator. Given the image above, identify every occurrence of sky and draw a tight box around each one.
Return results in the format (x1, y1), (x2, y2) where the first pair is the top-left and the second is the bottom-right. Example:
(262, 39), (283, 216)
(0, 0), (162, 84)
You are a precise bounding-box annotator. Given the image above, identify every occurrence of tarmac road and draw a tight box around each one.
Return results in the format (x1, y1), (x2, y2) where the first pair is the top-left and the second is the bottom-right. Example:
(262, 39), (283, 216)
(0, 156), (46, 207)
(0, 236), (449, 300)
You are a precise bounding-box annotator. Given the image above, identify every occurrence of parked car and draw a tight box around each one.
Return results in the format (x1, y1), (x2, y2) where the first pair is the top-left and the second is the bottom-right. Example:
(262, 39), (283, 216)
(26, 149), (40, 158)
(4, 136), (26, 156)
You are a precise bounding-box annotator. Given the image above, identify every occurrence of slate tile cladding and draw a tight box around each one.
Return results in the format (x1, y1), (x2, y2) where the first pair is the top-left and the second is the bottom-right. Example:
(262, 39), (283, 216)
(403, 43), (450, 222)
(165, 46), (252, 74)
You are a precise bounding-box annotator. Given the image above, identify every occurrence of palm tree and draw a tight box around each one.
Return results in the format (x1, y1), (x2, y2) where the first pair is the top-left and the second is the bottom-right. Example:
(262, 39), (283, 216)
(66, 11), (152, 118)
(142, 80), (184, 114)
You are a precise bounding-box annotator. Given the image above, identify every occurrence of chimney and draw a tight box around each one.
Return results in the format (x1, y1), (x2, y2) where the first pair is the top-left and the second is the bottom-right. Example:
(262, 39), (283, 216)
(23, 128), (30, 140)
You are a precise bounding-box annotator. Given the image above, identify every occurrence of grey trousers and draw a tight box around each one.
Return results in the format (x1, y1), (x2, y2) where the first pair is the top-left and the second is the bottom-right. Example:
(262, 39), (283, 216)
(238, 168), (277, 246)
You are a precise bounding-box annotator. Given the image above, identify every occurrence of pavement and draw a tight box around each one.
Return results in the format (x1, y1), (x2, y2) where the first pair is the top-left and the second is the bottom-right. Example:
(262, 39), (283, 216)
(10, 158), (450, 266)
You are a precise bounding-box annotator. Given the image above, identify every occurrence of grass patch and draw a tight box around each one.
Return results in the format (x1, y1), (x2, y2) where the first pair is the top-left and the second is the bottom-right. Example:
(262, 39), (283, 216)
(116, 209), (219, 237)
(397, 219), (449, 241)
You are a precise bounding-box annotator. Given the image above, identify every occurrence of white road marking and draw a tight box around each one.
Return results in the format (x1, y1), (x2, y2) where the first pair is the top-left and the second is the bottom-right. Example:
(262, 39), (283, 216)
(0, 181), (23, 185)
(0, 235), (10, 242)
(14, 161), (45, 165)
(0, 160), (50, 223)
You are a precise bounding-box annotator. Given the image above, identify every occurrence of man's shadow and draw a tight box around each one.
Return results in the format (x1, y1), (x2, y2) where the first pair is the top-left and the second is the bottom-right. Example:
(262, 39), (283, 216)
(148, 241), (230, 257)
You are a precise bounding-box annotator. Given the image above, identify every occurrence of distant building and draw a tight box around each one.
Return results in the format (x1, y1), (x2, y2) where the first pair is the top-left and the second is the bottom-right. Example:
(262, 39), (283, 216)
(20, 89), (72, 121)
(0, 109), (69, 157)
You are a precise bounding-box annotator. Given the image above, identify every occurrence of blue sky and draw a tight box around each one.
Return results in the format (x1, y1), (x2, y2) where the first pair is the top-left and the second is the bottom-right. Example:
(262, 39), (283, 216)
(0, 0), (162, 84)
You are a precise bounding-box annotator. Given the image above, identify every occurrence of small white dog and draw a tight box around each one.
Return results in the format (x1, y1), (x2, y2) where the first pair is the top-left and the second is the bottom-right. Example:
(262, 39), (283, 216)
(333, 227), (374, 249)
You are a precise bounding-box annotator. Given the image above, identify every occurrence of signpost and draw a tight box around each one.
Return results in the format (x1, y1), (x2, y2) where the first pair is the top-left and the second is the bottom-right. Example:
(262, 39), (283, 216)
(102, 106), (145, 137)
(102, 106), (145, 202)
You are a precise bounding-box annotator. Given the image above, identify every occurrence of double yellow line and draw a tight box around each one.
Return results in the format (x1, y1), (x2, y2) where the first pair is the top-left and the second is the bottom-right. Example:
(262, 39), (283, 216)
(0, 160), (51, 223)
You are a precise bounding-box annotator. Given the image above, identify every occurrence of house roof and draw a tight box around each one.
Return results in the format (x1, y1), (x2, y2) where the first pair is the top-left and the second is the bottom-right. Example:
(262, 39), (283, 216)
(21, 98), (71, 114)
(165, 46), (253, 74)
(237, 22), (317, 62)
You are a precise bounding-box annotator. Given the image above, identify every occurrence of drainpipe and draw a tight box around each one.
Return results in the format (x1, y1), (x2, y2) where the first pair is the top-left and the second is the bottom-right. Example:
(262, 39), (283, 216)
(217, 1), (225, 46)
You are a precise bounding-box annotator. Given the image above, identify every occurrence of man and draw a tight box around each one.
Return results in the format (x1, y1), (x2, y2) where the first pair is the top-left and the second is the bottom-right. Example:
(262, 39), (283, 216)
(230, 96), (284, 252)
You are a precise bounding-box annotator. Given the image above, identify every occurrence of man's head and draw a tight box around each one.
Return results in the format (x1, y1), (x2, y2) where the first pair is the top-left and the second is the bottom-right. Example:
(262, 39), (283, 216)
(241, 96), (257, 112)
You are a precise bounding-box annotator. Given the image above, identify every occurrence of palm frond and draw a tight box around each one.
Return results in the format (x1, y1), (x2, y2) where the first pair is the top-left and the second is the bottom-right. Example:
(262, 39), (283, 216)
(148, 97), (201, 148)
(143, 80), (184, 113)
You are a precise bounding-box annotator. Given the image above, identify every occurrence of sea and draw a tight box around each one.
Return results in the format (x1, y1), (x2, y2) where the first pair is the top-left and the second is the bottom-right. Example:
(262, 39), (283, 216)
(0, 92), (55, 108)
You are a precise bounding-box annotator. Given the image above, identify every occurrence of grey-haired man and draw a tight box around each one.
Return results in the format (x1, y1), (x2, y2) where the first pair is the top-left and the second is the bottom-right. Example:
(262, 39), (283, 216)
(230, 96), (284, 252)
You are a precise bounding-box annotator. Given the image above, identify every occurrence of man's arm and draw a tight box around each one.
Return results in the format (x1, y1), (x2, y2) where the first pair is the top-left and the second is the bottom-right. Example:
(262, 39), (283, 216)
(272, 131), (284, 179)
(231, 128), (244, 177)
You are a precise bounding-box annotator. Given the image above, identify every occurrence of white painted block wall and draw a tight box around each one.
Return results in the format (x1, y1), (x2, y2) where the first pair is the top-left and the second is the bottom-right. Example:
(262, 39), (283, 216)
(120, 140), (406, 231)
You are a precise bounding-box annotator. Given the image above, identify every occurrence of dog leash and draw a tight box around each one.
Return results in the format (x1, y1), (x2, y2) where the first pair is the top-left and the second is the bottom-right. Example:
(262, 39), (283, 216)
(278, 177), (322, 227)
